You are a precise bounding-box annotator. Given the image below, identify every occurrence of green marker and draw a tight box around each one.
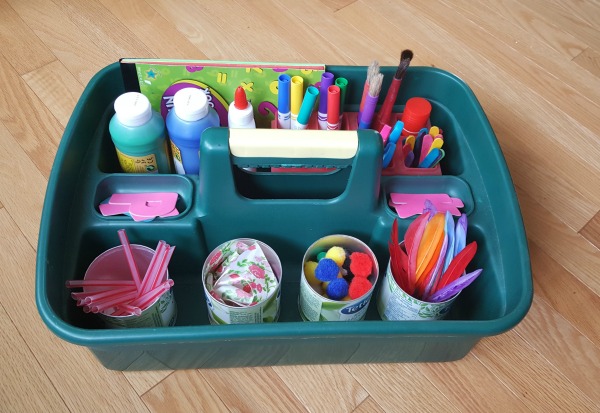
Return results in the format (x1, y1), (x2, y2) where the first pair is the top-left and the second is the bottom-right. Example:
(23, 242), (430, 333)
(335, 77), (349, 117)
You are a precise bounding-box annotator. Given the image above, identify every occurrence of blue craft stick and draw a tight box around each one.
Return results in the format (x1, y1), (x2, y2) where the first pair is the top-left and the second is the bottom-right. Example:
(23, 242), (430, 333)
(412, 134), (424, 167)
(419, 148), (441, 168)
(388, 121), (404, 144)
(382, 142), (397, 168)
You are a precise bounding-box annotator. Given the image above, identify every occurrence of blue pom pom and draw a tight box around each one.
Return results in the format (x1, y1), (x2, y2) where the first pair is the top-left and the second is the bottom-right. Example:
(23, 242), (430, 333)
(315, 258), (339, 281)
(326, 278), (349, 300)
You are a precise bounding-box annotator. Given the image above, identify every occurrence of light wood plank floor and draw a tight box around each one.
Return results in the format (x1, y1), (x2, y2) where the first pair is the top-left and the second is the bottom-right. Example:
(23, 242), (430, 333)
(1, 0), (599, 411)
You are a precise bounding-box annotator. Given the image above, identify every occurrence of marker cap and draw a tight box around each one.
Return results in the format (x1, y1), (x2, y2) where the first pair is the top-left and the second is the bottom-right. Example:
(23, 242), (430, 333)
(114, 92), (152, 127)
(173, 88), (209, 122)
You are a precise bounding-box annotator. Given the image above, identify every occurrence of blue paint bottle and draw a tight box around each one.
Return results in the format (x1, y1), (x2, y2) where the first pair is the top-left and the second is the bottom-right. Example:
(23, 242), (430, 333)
(166, 88), (220, 175)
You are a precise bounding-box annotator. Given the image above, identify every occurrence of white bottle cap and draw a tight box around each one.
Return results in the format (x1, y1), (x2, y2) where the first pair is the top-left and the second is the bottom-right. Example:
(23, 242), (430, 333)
(114, 92), (153, 127)
(173, 88), (209, 122)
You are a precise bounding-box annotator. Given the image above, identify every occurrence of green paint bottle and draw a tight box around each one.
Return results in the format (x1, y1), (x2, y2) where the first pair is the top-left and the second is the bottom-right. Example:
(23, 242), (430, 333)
(109, 92), (171, 173)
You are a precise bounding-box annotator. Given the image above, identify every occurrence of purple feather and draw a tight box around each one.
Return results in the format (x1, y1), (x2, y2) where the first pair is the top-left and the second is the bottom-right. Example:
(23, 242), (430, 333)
(428, 269), (482, 303)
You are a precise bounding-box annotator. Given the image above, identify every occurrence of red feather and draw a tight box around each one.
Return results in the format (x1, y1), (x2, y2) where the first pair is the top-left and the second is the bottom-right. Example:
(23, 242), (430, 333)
(435, 241), (477, 292)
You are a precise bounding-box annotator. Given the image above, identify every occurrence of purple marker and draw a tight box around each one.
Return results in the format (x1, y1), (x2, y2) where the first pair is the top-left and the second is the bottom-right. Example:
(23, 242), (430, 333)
(317, 72), (335, 130)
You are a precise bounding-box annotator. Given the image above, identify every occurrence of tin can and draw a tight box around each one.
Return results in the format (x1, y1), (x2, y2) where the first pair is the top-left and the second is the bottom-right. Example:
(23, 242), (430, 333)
(84, 244), (177, 328)
(299, 234), (379, 321)
(377, 261), (458, 320)
(202, 239), (282, 324)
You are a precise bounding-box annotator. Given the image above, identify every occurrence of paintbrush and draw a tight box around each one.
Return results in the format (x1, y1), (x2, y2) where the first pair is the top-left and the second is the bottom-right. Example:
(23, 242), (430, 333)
(358, 60), (380, 123)
(371, 50), (413, 131)
(357, 73), (383, 129)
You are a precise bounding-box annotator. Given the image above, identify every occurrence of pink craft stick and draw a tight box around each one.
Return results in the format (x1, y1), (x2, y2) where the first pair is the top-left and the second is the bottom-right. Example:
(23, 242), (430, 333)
(140, 241), (167, 294)
(419, 134), (434, 164)
(89, 290), (139, 313)
(65, 279), (137, 288)
(117, 229), (142, 291)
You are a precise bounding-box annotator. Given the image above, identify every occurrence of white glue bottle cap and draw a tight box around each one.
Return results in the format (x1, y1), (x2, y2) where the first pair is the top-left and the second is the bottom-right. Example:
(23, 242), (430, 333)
(228, 87), (256, 128)
(173, 88), (209, 122)
(114, 92), (153, 127)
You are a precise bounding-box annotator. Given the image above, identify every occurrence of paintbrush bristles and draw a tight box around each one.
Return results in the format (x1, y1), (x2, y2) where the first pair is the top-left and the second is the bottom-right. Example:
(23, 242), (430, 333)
(369, 73), (384, 97)
(367, 60), (380, 83)
(395, 49), (414, 79)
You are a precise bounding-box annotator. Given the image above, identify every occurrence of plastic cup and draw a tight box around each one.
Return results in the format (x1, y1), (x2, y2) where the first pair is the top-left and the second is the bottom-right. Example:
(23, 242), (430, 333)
(377, 260), (458, 320)
(202, 238), (282, 325)
(299, 234), (379, 322)
(84, 244), (177, 328)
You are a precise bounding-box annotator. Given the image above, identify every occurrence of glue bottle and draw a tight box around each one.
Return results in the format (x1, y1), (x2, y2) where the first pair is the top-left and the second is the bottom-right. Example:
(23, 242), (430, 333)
(228, 87), (256, 128)
(166, 87), (220, 175)
(109, 92), (171, 173)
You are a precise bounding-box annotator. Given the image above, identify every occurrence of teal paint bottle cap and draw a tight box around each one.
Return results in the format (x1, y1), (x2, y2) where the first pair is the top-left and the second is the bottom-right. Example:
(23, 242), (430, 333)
(114, 92), (153, 127)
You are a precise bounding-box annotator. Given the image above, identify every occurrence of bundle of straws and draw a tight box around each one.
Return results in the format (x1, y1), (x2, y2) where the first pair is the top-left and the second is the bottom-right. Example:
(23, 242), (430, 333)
(66, 229), (175, 316)
(389, 202), (482, 303)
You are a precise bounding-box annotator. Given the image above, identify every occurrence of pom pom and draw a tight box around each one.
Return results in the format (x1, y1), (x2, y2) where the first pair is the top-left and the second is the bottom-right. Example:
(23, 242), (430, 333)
(315, 258), (340, 282)
(325, 246), (346, 267)
(304, 261), (320, 288)
(317, 251), (327, 261)
(348, 277), (372, 299)
(349, 252), (372, 278)
(326, 278), (349, 300)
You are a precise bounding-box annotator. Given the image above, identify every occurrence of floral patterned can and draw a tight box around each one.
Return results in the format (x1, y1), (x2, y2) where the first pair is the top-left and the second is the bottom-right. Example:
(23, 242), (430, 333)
(202, 238), (282, 324)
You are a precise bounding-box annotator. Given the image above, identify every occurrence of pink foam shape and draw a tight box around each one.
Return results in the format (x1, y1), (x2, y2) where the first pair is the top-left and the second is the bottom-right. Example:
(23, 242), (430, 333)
(100, 193), (178, 219)
(389, 193), (464, 218)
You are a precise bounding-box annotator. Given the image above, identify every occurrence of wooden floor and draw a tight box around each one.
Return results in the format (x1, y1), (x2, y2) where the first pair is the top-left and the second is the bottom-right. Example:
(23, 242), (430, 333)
(1, 0), (599, 411)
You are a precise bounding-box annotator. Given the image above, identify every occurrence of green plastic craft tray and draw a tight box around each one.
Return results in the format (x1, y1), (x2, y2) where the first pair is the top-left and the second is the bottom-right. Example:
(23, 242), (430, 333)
(36, 62), (532, 370)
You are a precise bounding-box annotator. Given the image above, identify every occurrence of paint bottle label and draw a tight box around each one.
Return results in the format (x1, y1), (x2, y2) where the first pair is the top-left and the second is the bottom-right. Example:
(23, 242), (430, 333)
(116, 149), (159, 173)
(170, 141), (185, 174)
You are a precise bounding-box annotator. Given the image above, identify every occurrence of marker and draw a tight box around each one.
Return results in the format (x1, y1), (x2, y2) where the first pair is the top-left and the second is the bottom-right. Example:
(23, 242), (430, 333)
(228, 87), (256, 129)
(335, 77), (348, 122)
(317, 72), (334, 130)
(290, 75), (304, 129)
(327, 85), (341, 130)
(277, 74), (291, 129)
(293, 86), (319, 130)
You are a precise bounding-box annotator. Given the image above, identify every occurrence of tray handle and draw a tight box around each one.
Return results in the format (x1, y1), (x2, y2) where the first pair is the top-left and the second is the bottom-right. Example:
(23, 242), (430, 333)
(198, 127), (382, 206)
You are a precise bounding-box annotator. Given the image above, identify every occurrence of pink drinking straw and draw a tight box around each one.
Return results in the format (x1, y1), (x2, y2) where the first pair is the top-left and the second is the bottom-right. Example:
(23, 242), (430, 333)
(89, 290), (139, 313)
(130, 280), (174, 310)
(117, 229), (142, 291)
(65, 279), (136, 288)
(115, 304), (142, 316)
(139, 240), (166, 294)
(151, 246), (175, 291)
(72, 285), (137, 305)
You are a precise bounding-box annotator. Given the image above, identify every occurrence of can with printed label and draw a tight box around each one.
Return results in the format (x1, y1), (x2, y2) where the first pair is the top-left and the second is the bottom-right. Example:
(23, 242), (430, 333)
(299, 234), (379, 322)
